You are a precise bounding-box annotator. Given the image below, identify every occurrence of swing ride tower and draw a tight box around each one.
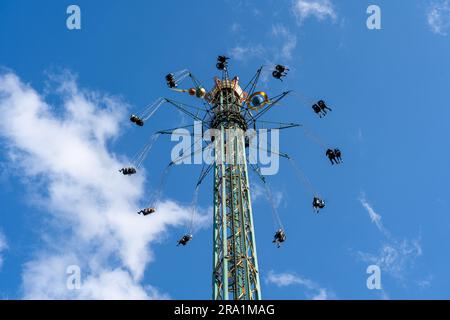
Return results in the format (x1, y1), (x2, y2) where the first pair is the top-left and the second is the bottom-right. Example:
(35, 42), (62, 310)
(126, 57), (304, 301)
(209, 74), (261, 300)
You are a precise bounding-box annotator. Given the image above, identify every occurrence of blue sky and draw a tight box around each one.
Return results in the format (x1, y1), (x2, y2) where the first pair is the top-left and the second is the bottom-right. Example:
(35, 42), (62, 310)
(0, 0), (450, 299)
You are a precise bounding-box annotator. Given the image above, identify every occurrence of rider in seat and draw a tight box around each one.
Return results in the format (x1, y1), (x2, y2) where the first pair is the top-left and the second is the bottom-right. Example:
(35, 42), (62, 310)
(326, 149), (338, 165)
(216, 56), (230, 71)
(130, 114), (144, 126)
(165, 73), (177, 88)
(272, 65), (289, 81)
(273, 229), (286, 248)
(312, 197), (326, 213)
(177, 234), (193, 246)
(137, 207), (156, 216)
(119, 167), (137, 175)
(334, 148), (342, 163)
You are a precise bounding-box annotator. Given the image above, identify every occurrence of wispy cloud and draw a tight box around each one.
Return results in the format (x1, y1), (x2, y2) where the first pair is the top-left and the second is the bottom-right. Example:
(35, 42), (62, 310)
(359, 193), (389, 237)
(265, 270), (334, 300)
(0, 232), (7, 270)
(250, 183), (283, 209)
(291, 0), (337, 24)
(427, 0), (450, 35)
(357, 240), (422, 279)
(250, 183), (265, 201)
(0, 71), (208, 299)
(229, 24), (297, 64)
(229, 1), (337, 64)
(357, 193), (422, 280)
(271, 24), (298, 60)
(229, 44), (266, 62)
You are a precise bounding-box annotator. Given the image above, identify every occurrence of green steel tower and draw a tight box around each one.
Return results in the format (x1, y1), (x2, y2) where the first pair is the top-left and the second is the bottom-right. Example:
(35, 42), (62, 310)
(206, 62), (290, 300)
(129, 57), (294, 300)
(209, 73), (261, 300)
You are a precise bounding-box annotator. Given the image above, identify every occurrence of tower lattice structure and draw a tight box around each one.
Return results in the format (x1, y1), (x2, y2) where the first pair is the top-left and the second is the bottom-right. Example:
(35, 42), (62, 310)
(127, 58), (295, 301)
(210, 73), (261, 300)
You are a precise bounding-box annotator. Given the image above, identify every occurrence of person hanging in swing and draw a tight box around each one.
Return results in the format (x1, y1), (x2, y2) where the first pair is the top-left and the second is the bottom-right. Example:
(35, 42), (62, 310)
(165, 73), (177, 88)
(326, 149), (338, 165)
(216, 56), (229, 71)
(177, 234), (193, 246)
(137, 207), (156, 216)
(130, 114), (144, 126)
(312, 197), (326, 213)
(334, 148), (343, 163)
(119, 167), (137, 175)
(312, 103), (323, 117)
(317, 100), (332, 116)
(272, 65), (289, 81)
(273, 229), (286, 248)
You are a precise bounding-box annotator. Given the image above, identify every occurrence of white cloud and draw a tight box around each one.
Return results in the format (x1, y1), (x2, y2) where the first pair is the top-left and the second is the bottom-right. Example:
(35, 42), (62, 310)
(0, 232), (7, 269)
(80, 270), (170, 300)
(357, 239), (422, 279)
(292, 0), (337, 24)
(229, 44), (266, 61)
(21, 254), (169, 299)
(359, 193), (388, 236)
(357, 194), (422, 280)
(271, 24), (298, 60)
(266, 270), (308, 287)
(0, 71), (208, 299)
(265, 270), (333, 300)
(427, 0), (450, 35)
(250, 183), (283, 209)
(250, 183), (265, 201)
(229, 24), (297, 63)
(311, 288), (329, 300)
